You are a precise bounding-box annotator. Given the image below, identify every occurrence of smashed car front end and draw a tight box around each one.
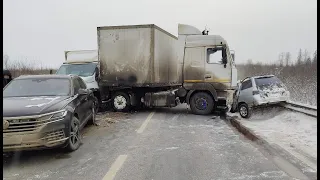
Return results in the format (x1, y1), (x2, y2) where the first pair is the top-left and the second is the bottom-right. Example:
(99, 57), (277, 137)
(3, 109), (72, 152)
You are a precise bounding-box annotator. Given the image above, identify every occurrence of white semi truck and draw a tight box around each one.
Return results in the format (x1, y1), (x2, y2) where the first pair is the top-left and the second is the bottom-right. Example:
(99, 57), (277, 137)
(97, 24), (237, 115)
(56, 50), (102, 109)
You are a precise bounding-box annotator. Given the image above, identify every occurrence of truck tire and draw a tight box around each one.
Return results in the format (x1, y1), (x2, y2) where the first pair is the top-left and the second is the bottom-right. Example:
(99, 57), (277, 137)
(190, 92), (214, 115)
(112, 92), (131, 112)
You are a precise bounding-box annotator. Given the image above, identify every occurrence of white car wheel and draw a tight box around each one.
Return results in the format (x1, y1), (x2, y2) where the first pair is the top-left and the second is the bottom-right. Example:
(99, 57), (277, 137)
(238, 103), (252, 118)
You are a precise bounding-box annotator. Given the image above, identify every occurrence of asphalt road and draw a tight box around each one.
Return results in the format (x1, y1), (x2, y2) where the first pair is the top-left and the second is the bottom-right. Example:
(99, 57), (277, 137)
(3, 105), (295, 180)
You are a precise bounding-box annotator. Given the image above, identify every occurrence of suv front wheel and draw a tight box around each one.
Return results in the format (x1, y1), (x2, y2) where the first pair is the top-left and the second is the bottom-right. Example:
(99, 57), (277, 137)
(65, 116), (82, 152)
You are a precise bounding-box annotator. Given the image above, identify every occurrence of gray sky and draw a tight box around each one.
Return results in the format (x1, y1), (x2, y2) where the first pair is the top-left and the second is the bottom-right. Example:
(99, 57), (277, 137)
(4, 0), (317, 68)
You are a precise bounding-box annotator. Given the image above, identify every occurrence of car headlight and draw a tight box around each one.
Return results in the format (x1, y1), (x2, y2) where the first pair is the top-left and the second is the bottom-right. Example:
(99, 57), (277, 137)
(38, 110), (68, 122)
(51, 110), (68, 119)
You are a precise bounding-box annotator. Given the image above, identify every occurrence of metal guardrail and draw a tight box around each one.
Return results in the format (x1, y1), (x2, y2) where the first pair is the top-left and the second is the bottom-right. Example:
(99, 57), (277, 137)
(280, 101), (317, 118)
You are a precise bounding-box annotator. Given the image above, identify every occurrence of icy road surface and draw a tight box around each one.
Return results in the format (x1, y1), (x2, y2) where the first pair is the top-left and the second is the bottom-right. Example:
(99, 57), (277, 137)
(4, 106), (298, 180)
(236, 107), (317, 172)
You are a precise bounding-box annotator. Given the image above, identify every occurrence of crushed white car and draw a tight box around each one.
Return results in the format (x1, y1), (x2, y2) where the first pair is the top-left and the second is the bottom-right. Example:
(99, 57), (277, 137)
(230, 75), (290, 118)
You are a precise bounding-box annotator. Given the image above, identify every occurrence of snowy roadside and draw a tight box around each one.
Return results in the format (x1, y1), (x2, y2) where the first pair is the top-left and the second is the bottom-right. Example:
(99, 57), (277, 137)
(228, 109), (317, 172)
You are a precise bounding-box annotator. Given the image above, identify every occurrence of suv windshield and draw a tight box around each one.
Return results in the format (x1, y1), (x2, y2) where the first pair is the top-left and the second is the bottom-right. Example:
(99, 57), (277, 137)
(56, 63), (97, 77)
(3, 78), (70, 97)
(254, 76), (284, 89)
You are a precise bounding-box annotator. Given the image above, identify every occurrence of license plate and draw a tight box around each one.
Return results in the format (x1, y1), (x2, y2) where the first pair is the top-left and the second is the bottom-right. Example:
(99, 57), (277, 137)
(3, 135), (23, 145)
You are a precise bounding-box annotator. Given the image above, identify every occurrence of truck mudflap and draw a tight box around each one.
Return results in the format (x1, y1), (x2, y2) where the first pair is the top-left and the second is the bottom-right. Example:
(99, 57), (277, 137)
(216, 97), (228, 111)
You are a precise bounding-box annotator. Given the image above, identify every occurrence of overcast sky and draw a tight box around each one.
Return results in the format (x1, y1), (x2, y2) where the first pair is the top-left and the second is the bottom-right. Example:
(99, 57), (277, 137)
(4, 0), (317, 68)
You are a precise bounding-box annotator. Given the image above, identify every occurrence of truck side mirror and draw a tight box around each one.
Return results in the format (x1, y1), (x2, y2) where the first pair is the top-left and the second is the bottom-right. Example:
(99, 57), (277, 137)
(49, 69), (53, 74)
(230, 50), (235, 61)
(222, 48), (227, 66)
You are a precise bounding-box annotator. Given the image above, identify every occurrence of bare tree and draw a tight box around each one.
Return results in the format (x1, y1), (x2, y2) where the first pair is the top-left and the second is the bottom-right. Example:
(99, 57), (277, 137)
(312, 50), (317, 64)
(278, 52), (285, 67)
(285, 52), (291, 66)
(3, 54), (9, 69)
(297, 49), (303, 65)
(303, 49), (310, 62)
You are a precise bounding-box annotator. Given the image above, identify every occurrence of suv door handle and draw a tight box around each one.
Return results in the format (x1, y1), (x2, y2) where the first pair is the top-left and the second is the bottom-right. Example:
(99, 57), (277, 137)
(204, 75), (211, 79)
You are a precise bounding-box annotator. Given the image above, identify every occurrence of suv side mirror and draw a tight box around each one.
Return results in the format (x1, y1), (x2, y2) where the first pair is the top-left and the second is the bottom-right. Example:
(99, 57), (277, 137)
(78, 88), (89, 95)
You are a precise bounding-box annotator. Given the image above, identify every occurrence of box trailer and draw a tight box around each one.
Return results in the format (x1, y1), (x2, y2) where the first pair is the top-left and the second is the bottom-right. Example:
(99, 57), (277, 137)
(98, 24), (182, 87)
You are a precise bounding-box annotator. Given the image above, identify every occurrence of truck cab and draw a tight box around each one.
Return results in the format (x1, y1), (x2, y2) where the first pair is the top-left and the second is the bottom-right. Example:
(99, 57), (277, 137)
(56, 50), (101, 107)
(178, 24), (237, 110)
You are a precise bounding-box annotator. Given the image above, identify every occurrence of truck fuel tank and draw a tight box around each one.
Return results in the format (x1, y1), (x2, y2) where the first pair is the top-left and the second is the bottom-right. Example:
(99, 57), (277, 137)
(143, 89), (178, 107)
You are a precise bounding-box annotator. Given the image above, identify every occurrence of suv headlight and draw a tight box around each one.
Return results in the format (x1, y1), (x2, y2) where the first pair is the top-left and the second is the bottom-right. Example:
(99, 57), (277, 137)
(51, 110), (68, 119)
(38, 110), (68, 122)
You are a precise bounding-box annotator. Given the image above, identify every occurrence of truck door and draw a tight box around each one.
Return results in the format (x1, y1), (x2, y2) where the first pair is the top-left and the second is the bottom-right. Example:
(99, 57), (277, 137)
(183, 47), (205, 83)
(204, 46), (232, 90)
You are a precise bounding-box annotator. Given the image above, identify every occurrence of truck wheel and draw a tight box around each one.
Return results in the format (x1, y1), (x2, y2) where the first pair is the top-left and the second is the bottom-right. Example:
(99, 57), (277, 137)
(238, 103), (252, 118)
(112, 92), (130, 112)
(190, 92), (214, 115)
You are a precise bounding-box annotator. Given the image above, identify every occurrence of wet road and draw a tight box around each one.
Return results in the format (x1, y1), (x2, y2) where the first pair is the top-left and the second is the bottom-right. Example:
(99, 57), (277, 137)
(4, 106), (294, 180)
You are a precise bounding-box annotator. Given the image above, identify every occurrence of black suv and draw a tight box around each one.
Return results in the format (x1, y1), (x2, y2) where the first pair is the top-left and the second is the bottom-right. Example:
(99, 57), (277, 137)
(3, 75), (97, 152)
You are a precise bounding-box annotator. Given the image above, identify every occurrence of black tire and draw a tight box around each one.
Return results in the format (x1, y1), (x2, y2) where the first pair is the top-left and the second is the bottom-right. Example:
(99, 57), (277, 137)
(190, 92), (214, 115)
(93, 96), (100, 113)
(65, 116), (81, 152)
(238, 103), (252, 118)
(112, 92), (131, 112)
(88, 102), (97, 125)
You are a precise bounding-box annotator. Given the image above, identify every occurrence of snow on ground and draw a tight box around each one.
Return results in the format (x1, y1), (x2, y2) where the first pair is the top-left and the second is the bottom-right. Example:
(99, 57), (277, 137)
(287, 100), (317, 110)
(232, 108), (317, 171)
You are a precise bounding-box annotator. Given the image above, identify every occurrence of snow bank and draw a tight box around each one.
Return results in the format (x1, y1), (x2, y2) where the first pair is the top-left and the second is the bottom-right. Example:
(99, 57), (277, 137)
(237, 109), (317, 171)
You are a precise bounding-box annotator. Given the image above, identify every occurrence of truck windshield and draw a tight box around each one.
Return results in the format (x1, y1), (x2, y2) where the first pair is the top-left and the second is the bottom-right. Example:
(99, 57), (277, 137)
(3, 78), (70, 97)
(56, 63), (97, 77)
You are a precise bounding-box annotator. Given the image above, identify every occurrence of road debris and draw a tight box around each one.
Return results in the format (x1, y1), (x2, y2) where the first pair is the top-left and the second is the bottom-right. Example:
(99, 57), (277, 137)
(82, 112), (130, 136)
